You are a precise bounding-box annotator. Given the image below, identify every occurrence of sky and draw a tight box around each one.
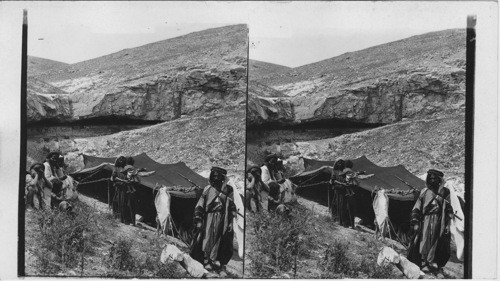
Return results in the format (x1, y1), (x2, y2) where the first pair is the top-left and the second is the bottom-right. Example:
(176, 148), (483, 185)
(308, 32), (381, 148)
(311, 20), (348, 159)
(25, 2), (483, 67)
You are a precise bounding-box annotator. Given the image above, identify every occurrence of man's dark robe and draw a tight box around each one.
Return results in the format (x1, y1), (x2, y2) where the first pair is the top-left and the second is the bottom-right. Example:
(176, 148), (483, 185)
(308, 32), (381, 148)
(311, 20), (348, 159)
(190, 184), (236, 266)
(111, 167), (135, 224)
(408, 186), (452, 268)
(330, 172), (353, 227)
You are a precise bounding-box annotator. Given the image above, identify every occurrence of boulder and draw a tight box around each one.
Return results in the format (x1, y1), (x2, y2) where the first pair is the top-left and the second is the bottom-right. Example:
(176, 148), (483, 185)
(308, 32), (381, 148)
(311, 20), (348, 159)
(377, 246), (423, 279)
(160, 244), (208, 278)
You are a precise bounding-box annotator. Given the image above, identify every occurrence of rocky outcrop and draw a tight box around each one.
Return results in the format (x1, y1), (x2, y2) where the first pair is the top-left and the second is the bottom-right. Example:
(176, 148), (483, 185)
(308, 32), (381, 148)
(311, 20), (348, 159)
(28, 66), (246, 123)
(311, 70), (465, 124)
(249, 68), (465, 125)
(247, 94), (294, 126)
(27, 93), (72, 123)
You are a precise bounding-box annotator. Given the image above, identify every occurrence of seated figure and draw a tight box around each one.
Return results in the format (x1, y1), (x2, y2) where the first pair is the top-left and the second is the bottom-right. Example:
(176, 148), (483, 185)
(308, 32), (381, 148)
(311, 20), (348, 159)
(26, 163), (51, 210)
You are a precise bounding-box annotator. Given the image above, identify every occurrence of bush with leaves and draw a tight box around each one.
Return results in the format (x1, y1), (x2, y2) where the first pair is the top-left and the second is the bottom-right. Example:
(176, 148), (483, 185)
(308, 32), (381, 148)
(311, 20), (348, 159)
(248, 206), (313, 277)
(33, 201), (99, 274)
(319, 239), (395, 279)
(106, 238), (136, 272)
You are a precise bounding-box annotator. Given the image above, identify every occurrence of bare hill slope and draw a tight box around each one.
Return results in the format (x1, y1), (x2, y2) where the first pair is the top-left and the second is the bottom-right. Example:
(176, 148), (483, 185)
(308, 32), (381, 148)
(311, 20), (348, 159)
(28, 56), (69, 77)
(28, 24), (248, 124)
(249, 29), (465, 125)
(249, 59), (291, 82)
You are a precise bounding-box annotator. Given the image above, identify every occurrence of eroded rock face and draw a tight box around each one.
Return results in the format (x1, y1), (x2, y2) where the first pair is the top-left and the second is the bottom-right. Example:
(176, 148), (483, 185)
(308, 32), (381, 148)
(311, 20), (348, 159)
(313, 70), (465, 124)
(27, 93), (73, 123)
(247, 94), (294, 126)
(27, 64), (246, 124)
(248, 69), (465, 125)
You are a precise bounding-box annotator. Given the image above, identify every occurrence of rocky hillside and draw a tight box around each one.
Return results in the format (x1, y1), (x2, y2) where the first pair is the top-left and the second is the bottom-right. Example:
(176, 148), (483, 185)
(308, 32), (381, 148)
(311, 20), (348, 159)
(27, 112), (246, 178)
(27, 24), (248, 124)
(28, 56), (69, 77)
(248, 114), (465, 182)
(249, 59), (291, 82)
(249, 29), (466, 126)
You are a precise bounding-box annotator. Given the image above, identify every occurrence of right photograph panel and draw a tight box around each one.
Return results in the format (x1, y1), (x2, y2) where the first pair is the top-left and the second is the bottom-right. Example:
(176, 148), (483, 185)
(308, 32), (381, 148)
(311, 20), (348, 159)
(244, 5), (467, 279)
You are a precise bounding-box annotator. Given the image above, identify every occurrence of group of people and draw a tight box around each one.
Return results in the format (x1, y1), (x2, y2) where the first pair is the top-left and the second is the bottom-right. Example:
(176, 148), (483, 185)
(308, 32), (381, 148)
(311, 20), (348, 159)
(27, 150), (453, 274)
(110, 156), (153, 226)
(25, 152), (76, 211)
(245, 154), (295, 214)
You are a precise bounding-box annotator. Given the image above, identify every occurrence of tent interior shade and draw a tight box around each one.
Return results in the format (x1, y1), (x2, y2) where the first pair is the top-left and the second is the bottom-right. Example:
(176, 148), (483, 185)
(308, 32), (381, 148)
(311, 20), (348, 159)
(291, 156), (426, 201)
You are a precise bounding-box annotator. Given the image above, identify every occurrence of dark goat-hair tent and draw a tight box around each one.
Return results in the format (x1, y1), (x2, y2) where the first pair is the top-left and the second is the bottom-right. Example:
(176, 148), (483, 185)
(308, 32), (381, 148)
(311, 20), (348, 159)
(290, 156), (426, 244)
(71, 153), (207, 238)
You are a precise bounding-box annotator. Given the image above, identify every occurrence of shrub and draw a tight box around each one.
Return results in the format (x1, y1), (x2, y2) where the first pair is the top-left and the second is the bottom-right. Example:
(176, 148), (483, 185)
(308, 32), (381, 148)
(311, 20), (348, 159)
(319, 239), (395, 279)
(321, 240), (352, 277)
(33, 201), (98, 274)
(248, 207), (313, 277)
(106, 238), (136, 271)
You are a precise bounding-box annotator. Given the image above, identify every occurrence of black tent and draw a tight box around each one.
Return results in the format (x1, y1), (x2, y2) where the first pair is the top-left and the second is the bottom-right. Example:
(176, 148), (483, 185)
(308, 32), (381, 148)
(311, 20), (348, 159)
(290, 156), (426, 244)
(71, 153), (207, 237)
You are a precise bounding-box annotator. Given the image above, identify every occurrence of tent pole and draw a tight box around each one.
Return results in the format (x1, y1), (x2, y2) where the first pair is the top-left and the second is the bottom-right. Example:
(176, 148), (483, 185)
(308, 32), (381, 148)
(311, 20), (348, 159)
(327, 183), (330, 213)
(108, 179), (111, 209)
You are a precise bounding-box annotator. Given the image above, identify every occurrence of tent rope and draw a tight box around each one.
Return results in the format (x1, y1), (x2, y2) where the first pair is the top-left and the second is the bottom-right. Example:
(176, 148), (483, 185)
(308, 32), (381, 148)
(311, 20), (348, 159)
(74, 178), (110, 186)
(76, 168), (107, 185)
(297, 180), (330, 189)
(387, 218), (408, 250)
(296, 172), (327, 186)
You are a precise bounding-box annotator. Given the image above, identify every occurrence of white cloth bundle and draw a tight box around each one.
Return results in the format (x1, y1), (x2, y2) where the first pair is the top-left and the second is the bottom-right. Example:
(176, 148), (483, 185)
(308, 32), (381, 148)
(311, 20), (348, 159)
(373, 189), (390, 236)
(446, 183), (465, 261)
(228, 177), (245, 259)
(279, 179), (296, 203)
(154, 186), (173, 236)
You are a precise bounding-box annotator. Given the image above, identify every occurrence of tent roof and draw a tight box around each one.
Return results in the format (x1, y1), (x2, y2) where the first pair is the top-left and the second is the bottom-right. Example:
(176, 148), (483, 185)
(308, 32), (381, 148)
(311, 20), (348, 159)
(290, 156), (426, 201)
(71, 153), (208, 198)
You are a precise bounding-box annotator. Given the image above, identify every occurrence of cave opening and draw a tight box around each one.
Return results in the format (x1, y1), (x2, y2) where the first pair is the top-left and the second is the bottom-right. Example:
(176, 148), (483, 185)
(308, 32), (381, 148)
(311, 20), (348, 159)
(247, 118), (386, 144)
(27, 116), (164, 139)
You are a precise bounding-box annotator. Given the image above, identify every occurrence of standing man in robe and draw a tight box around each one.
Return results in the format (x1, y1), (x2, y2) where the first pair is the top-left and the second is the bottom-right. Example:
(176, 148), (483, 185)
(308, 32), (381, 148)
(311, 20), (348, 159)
(190, 167), (236, 273)
(408, 169), (453, 272)
(329, 159), (349, 226)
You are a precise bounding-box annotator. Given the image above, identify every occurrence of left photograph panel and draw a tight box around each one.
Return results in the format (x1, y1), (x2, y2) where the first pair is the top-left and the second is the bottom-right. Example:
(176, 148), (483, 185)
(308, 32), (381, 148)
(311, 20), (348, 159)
(23, 4), (247, 278)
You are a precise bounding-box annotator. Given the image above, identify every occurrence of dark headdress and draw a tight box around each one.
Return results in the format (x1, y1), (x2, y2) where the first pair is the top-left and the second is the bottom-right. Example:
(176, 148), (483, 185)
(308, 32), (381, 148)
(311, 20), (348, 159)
(265, 154), (278, 164)
(210, 166), (227, 189)
(427, 169), (444, 178)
